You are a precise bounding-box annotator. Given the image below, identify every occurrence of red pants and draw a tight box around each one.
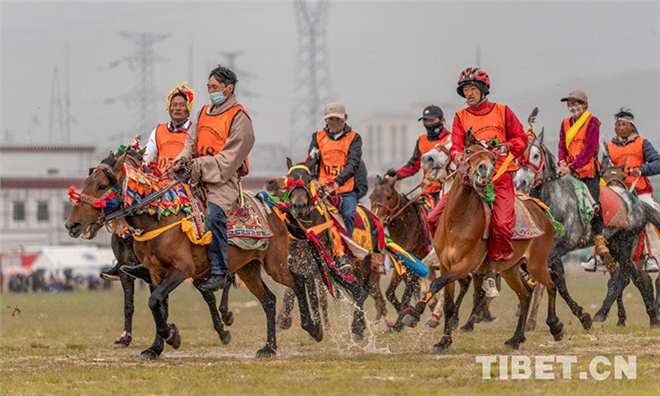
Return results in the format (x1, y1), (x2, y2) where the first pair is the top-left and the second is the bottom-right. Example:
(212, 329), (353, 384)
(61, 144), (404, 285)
(428, 173), (516, 261)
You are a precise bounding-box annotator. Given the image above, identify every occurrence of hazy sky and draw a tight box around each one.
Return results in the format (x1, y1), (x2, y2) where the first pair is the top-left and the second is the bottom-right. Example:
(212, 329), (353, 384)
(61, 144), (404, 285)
(2, 1), (659, 157)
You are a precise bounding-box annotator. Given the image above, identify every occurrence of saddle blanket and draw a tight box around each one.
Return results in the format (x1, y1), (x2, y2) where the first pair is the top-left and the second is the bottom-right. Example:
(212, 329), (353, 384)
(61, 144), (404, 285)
(570, 177), (630, 228)
(482, 196), (545, 240)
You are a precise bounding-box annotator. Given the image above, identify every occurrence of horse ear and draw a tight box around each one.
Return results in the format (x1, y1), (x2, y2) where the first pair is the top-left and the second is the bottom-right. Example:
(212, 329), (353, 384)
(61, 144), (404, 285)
(619, 159), (627, 171)
(376, 175), (381, 184)
(464, 128), (475, 147)
(286, 157), (293, 170)
(536, 129), (544, 145)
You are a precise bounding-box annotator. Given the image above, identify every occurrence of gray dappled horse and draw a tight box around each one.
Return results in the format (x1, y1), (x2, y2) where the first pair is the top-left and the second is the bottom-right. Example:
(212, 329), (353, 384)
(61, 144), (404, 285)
(514, 132), (660, 328)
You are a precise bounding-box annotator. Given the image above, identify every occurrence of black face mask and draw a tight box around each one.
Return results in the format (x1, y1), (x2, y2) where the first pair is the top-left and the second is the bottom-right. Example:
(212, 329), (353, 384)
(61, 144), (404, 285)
(424, 121), (443, 135)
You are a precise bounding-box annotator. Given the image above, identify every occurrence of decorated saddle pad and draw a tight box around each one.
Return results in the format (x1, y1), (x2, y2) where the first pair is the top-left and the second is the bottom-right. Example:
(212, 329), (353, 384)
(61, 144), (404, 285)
(482, 196), (545, 240)
(227, 193), (274, 239)
(599, 186), (630, 228)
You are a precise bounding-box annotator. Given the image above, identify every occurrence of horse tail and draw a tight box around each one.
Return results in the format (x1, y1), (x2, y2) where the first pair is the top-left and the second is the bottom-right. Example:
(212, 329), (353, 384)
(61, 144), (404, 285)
(640, 201), (660, 232)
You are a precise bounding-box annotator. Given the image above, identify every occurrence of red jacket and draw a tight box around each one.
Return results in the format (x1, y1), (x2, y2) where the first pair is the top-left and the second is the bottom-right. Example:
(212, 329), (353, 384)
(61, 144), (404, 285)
(449, 100), (528, 166)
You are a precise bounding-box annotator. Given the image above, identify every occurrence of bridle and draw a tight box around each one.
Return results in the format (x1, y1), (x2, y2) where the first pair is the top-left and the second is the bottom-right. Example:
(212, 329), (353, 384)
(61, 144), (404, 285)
(517, 143), (566, 189)
(372, 187), (403, 225)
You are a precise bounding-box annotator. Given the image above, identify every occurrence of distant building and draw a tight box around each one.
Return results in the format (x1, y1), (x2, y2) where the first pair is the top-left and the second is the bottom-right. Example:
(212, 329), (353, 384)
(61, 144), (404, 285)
(0, 145), (111, 250)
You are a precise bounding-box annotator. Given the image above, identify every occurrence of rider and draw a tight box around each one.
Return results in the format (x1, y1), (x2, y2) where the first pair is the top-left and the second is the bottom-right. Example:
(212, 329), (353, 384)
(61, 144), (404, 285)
(173, 65), (255, 292)
(588, 108), (660, 272)
(426, 67), (529, 298)
(101, 82), (195, 281)
(557, 90), (610, 263)
(387, 105), (451, 203)
(354, 160), (369, 201)
(304, 102), (363, 237)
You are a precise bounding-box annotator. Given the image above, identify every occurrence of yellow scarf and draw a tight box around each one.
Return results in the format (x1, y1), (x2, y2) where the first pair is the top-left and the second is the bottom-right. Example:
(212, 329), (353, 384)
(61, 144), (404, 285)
(565, 111), (591, 149)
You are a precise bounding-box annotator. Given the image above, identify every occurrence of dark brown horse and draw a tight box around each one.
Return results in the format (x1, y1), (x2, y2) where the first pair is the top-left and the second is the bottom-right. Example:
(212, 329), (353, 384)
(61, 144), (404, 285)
(285, 162), (385, 340)
(402, 131), (564, 352)
(66, 149), (321, 359)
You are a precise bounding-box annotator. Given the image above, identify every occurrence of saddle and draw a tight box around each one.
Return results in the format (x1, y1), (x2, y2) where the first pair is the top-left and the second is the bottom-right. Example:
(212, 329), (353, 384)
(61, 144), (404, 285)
(570, 177), (630, 228)
(481, 193), (546, 240)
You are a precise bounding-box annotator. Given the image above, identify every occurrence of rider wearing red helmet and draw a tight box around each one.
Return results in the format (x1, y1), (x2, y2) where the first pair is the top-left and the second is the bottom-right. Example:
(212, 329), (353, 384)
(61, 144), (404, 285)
(427, 67), (529, 297)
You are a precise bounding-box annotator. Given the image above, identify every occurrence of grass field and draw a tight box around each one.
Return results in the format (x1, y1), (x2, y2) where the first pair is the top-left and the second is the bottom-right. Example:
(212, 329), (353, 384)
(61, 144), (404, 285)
(1, 266), (659, 396)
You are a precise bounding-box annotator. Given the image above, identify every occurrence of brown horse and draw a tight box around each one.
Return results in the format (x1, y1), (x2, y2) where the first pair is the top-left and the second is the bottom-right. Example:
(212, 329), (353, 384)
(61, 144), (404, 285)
(402, 131), (563, 352)
(65, 149), (321, 359)
(285, 162), (385, 340)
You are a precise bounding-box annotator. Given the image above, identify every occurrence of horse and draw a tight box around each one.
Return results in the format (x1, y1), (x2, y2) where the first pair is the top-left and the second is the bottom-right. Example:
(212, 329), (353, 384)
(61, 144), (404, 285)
(514, 132), (660, 328)
(65, 149), (322, 359)
(402, 130), (564, 353)
(418, 143), (500, 331)
(285, 161), (385, 340)
(368, 176), (427, 330)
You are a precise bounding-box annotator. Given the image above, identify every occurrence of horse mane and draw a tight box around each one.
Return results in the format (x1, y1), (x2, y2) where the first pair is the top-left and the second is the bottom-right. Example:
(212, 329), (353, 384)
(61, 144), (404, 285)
(540, 142), (559, 176)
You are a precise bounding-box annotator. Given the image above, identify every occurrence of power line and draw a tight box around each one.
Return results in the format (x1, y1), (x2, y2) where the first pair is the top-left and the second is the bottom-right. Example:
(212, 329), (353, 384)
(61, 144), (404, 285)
(289, 0), (333, 159)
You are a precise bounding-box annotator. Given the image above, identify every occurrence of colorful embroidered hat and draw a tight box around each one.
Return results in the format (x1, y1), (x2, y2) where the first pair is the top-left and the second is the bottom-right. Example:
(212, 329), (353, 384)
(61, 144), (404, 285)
(166, 82), (195, 111)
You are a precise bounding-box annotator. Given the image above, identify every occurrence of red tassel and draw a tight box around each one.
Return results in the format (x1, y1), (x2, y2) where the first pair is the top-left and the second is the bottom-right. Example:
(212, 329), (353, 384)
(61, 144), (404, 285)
(294, 179), (305, 187)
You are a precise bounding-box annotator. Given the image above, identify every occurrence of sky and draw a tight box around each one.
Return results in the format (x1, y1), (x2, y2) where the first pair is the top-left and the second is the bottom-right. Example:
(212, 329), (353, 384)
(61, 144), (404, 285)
(2, 1), (659, 160)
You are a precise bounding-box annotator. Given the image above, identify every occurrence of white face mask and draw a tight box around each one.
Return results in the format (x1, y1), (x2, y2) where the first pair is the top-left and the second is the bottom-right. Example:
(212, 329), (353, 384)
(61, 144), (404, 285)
(568, 105), (583, 118)
(327, 119), (345, 134)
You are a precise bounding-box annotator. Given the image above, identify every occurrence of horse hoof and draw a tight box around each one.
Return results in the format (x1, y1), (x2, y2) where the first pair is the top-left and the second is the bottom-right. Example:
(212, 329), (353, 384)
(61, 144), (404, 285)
(525, 321), (537, 332)
(579, 313), (593, 330)
(165, 323), (181, 349)
(276, 315), (292, 331)
(482, 315), (498, 323)
(139, 348), (159, 360)
(112, 341), (129, 350)
(650, 319), (660, 329)
(255, 346), (276, 358)
(431, 341), (451, 354)
(551, 323), (564, 341)
(460, 323), (474, 332)
(220, 331), (232, 345)
(504, 340), (521, 349)
(222, 311), (235, 327)
(616, 320), (626, 328)
(592, 312), (607, 323)
(402, 311), (419, 328)
(310, 324), (323, 342)
(353, 333), (364, 342)
(425, 320), (439, 329)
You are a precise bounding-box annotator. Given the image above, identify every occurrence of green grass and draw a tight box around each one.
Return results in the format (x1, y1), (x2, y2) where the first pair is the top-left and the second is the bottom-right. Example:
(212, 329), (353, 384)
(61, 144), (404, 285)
(1, 267), (659, 395)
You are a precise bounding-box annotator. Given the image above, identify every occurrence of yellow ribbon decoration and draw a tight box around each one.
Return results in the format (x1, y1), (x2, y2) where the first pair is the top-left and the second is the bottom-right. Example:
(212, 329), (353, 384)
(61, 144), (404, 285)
(132, 218), (212, 245)
(565, 111), (591, 149)
(491, 153), (514, 183)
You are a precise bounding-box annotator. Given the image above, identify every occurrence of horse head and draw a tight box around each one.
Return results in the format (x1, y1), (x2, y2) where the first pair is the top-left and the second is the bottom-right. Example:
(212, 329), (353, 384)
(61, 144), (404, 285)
(65, 148), (143, 239)
(462, 130), (496, 192)
(514, 129), (546, 194)
(264, 177), (287, 201)
(601, 159), (627, 189)
(285, 157), (315, 218)
(369, 174), (400, 225)
(421, 140), (454, 183)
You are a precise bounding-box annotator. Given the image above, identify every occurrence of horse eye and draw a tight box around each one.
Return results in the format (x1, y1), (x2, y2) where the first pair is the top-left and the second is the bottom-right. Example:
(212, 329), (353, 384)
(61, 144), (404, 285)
(386, 195), (392, 200)
(98, 185), (108, 191)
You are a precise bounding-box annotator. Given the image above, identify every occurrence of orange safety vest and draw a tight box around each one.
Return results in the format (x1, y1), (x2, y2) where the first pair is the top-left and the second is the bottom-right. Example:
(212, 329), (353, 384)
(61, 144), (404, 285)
(196, 104), (251, 176)
(155, 123), (188, 173)
(563, 115), (599, 179)
(456, 103), (517, 173)
(607, 137), (648, 192)
(316, 129), (357, 194)
(418, 133), (450, 193)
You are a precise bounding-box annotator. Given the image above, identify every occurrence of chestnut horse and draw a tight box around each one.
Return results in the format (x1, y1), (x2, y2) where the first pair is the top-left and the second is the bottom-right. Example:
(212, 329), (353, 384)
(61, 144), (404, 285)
(66, 149), (321, 359)
(402, 131), (564, 353)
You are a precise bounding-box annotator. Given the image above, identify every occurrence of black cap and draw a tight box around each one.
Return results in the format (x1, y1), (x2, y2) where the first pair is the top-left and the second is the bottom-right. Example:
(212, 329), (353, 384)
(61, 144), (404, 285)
(418, 105), (444, 121)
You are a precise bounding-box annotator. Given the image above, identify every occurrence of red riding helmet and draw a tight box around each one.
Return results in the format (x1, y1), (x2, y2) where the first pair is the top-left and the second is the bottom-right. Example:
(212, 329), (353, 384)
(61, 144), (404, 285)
(457, 67), (490, 97)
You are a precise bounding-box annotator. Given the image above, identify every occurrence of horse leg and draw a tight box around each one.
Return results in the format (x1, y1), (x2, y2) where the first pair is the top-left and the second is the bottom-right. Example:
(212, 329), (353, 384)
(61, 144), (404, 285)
(290, 271), (323, 342)
(461, 274), (486, 331)
(113, 270), (136, 349)
(593, 265), (630, 322)
(402, 266), (468, 328)
(528, 256), (564, 342)
(385, 271), (402, 314)
(616, 293), (627, 327)
(431, 281), (456, 353)
(237, 261), (279, 358)
(218, 273), (235, 326)
(315, 274), (331, 330)
(453, 275), (472, 318)
(625, 258), (660, 328)
(549, 258), (592, 329)
(426, 289), (445, 328)
(140, 268), (188, 360)
(368, 272), (389, 324)
(394, 273), (420, 330)
(276, 288), (296, 331)
(655, 274), (660, 311)
(499, 266), (531, 349)
(525, 284), (545, 331)
(192, 279), (231, 345)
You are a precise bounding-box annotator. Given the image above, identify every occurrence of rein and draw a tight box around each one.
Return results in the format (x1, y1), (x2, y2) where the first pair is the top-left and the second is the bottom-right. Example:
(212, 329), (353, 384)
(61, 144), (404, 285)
(372, 191), (402, 225)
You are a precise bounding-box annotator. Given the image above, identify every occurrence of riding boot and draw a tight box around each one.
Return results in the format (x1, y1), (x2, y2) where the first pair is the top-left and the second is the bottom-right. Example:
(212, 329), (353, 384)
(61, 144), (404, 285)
(594, 234), (610, 256)
(119, 264), (152, 285)
(100, 262), (120, 281)
(200, 202), (229, 292)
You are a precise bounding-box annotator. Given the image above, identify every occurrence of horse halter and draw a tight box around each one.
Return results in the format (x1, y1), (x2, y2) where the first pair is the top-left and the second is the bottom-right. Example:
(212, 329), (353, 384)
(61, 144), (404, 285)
(517, 143), (546, 176)
(372, 186), (403, 225)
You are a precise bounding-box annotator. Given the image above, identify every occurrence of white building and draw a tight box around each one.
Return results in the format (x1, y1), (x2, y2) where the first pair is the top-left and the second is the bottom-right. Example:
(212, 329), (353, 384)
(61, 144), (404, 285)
(0, 145), (111, 250)
(360, 102), (459, 183)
